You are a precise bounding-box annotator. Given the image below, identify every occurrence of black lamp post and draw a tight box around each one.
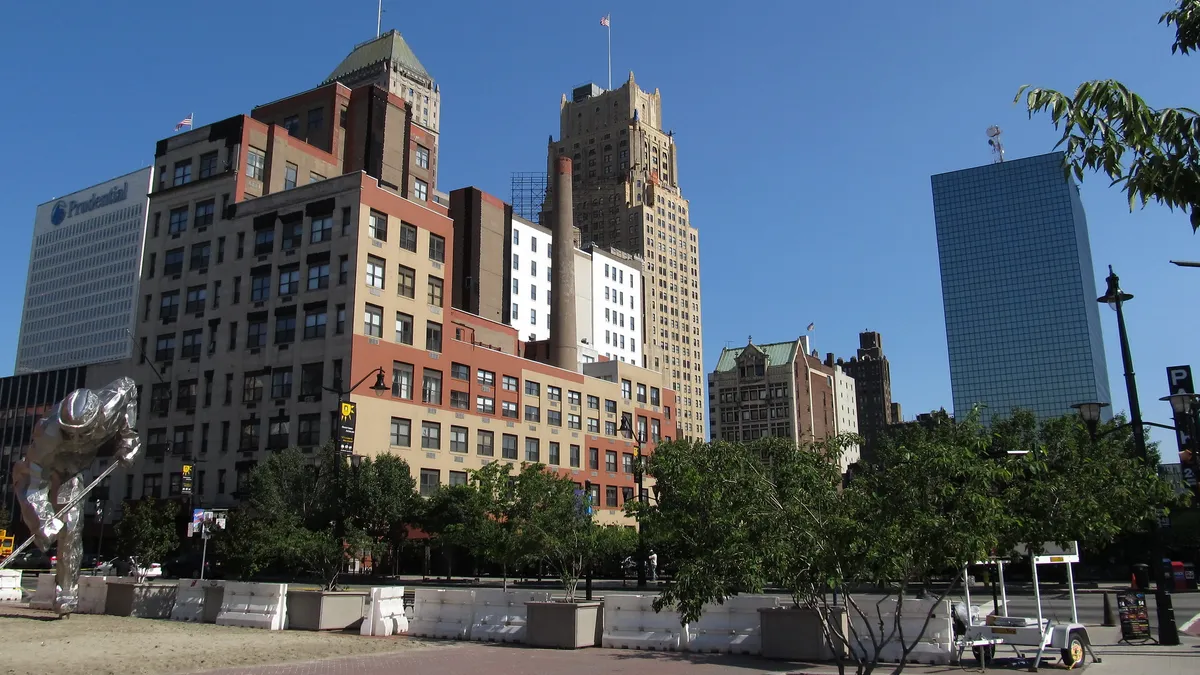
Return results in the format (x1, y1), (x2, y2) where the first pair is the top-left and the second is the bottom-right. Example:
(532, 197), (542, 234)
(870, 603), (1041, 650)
(619, 415), (647, 590)
(1082, 265), (1180, 646)
(322, 366), (388, 564)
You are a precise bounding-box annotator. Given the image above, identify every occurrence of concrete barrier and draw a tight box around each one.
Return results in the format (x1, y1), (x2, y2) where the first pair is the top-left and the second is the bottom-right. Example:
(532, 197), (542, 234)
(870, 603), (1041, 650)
(408, 588), (474, 640)
(77, 576), (111, 614)
(0, 570), (21, 603)
(847, 597), (956, 665)
(361, 586), (408, 637)
(29, 573), (54, 610)
(602, 594), (684, 651)
(470, 589), (552, 643)
(686, 595), (779, 655)
(170, 579), (224, 623)
(215, 582), (288, 630)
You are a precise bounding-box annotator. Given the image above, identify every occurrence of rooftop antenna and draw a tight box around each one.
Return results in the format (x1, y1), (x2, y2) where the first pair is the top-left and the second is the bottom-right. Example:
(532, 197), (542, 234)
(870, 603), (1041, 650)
(987, 125), (1005, 163)
(376, 0), (383, 37)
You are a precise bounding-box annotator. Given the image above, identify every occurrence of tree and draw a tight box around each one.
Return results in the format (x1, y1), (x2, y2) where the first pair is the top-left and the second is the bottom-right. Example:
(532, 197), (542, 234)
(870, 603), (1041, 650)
(116, 497), (180, 580)
(417, 483), (481, 580)
(439, 462), (537, 589)
(351, 453), (419, 573)
(1016, 1), (1200, 230)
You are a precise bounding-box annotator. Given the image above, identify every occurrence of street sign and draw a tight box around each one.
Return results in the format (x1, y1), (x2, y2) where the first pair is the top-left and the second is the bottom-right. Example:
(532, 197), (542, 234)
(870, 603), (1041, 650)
(1165, 365), (1200, 499)
(339, 401), (357, 455)
(181, 463), (194, 496)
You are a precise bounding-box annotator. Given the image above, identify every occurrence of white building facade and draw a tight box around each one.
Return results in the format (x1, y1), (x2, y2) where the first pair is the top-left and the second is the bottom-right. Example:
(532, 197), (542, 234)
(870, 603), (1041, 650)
(832, 368), (861, 470)
(508, 215), (553, 341)
(16, 167), (153, 373)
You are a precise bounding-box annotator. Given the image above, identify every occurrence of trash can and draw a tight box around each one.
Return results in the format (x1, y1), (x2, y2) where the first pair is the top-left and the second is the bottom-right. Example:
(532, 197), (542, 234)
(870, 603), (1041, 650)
(1132, 563), (1150, 590)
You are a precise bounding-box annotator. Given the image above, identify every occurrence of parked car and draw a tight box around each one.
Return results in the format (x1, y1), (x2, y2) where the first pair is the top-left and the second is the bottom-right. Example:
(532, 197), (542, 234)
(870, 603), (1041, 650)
(3, 549), (52, 570)
(95, 557), (162, 578)
(163, 552), (223, 579)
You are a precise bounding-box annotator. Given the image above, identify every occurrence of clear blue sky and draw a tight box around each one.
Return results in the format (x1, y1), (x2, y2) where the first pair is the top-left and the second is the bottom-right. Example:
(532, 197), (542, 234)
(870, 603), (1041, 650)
(0, 1), (1195, 454)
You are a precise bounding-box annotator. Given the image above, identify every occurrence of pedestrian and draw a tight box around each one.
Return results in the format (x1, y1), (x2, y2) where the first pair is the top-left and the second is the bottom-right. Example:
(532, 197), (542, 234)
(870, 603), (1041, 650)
(648, 550), (658, 582)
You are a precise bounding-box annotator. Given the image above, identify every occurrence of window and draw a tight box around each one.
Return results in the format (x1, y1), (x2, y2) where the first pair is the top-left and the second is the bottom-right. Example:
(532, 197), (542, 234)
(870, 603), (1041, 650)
(450, 426), (468, 453)
(426, 321), (442, 352)
(416, 145), (430, 169)
(427, 276), (443, 306)
(567, 390), (581, 406)
(308, 262), (330, 290)
(254, 228), (275, 256)
(369, 210), (388, 240)
(143, 474), (163, 499)
(168, 207), (188, 235)
(366, 256), (386, 288)
(414, 178), (428, 201)
(173, 159), (192, 186)
(477, 369), (495, 387)
(390, 417), (411, 446)
(195, 200), (215, 228)
(199, 151), (218, 179)
(512, 254), (519, 270)
(501, 401), (518, 418)
(242, 373), (264, 402)
(281, 220), (302, 249)
(570, 444), (581, 468)
(623, 453), (635, 474)
(650, 387), (661, 406)
(396, 265), (416, 298)
(274, 312), (296, 343)
(278, 267), (300, 296)
(428, 234), (445, 262)
(651, 419), (661, 441)
(477, 430), (495, 456)
(307, 107), (323, 133)
(622, 379), (633, 399)
(270, 369), (292, 399)
(476, 396), (495, 414)
(605, 399), (618, 413)
(364, 304), (383, 337)
(547, 410), (562, 427)
(449, 471), (468, 487)
(310, 171), (325, 184)
(284, 163), (297, 189)
(311, 215), (332, 243)
(158, 291), (181, 323)
(502, 434), (518, 460)
(282, 115), (299, 135)
(299, 363), (323, 399)
(547, 386), (562, 402)
(399, 222), (417, 252)
(303, 307), (327, 339)
(422, 369), (442, 405)
(247, 147), (265, 180)
(176, 380), (197, 411)
(419, 468), (439, 496)
(568, 413), (582, 430)
(606, 486), (618, 508)
(268, 417), (289, 449)
(190, 242), (211, 270)
(336, 304), (346, 334)
(298, 414), (321, 446)
(637, 383), (647, 403)
(395, 312), (414, 344)
(587, 418), (599, 433)
(524, 405), (540, 423)
(589, 447), (600, 470)
(450, 391), (470, 410)
(605, 421), (617, 436)
(587, 395), (600, 410)
(525, 438), (540, 462)
(421, 422), (441, 449)
(525, 380), (541, 397)
(547, 442), (561, 465)
(164, 248), (184, 275)
(251, 273), (270, 301)
(240, 419), (260, 451)
(451, 363), (470, 381)
(606, 451), (618, 472)
(392, 362), (414, 399)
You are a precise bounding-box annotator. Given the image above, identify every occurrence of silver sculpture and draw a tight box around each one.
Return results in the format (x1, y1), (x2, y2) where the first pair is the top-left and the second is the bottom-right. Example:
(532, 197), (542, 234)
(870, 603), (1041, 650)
(11, 377), (141, 617)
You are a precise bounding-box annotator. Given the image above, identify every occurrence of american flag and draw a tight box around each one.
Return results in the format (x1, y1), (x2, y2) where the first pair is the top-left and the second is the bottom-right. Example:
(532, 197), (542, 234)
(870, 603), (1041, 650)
(175, 113), (194, 131)
(600, 14), (610, 27)
(807, 322), (815, 331)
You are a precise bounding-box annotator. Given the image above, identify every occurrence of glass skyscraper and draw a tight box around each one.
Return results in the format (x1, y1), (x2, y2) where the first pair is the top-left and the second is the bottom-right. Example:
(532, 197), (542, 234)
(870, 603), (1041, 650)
(931, 151), (1111, 426)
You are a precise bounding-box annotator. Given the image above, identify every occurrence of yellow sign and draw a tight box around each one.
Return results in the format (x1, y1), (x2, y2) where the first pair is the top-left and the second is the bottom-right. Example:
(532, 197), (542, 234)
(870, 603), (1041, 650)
(341, 402), (355, 420)
(182, 464), (193, 477)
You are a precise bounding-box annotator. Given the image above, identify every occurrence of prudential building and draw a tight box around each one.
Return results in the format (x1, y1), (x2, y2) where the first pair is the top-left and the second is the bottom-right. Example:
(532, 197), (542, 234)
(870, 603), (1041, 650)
(15, 167), (153, 374)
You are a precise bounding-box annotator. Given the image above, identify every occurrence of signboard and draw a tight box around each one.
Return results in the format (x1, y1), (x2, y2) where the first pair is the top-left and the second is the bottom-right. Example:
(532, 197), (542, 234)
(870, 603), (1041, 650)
(338, 401), (357, 455)
(181, 463), (194, 496)
(1116, 591), (1152, 642)
(1165, 365), (1200, 499)
(188, 509), (228, 538)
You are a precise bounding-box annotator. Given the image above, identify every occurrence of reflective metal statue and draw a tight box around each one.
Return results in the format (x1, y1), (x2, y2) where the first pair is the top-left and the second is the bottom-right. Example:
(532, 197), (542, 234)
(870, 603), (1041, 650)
(12, 377), (141, 617)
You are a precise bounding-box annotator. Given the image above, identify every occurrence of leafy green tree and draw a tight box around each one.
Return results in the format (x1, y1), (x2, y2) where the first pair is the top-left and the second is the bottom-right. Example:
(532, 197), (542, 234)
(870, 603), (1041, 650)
(351, 453), (419, 573)
(1017, 1), (1200, 229)
(439, 462), (536, 589)
(116, 497), (180, 579)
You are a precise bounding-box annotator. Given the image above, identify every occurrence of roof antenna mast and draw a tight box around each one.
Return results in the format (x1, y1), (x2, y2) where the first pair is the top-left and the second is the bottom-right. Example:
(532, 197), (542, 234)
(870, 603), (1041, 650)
(376, 0), (383, 37)
(987, 125), (1005, 163)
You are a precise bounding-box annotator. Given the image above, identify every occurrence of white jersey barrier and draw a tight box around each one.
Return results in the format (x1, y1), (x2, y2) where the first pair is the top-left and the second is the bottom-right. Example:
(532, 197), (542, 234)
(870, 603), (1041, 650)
(216, 582), (288, 630)
(847, 597), (955, 666)
(685, 595), (780, 655)
(29, 573), (55, 610)
(408, 588), (474, 640)
(0, 570), (21, 603)
(602, 594), (685, 651)
(361, 586), (408, 637)
(470, 589), (552, 643)
(77, 576), (110, 614)
(171, 579), (223, 622)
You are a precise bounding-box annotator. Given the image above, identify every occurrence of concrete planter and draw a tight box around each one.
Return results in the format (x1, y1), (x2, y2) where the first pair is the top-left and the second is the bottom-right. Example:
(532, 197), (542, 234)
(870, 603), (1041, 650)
(286, 590), (368, 631)
(525, 600), (603, 649)
(759, 606), (847, 661)
(202, 584), (225, 623)
(104, 582), (177, 619)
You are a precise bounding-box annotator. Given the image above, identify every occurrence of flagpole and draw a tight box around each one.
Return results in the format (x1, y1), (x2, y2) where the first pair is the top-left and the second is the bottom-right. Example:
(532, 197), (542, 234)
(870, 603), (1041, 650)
(606, 16), (612, 90)
(377, 0), (382, 37)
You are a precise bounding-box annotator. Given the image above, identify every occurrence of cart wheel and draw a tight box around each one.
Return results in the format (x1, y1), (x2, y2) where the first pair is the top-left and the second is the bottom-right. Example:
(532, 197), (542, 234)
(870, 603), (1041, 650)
(1060, 630), (1086, 669)
(972, 644), (996, 664)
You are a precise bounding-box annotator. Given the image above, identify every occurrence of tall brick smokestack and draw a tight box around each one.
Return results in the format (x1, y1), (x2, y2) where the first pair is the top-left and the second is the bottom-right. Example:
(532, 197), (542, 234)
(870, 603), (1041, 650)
(550, 156), (579, 371)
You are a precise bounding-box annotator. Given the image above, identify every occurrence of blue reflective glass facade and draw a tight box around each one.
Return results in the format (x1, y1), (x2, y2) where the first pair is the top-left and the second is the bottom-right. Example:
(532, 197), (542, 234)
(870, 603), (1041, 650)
(931, 152), (1111, 426)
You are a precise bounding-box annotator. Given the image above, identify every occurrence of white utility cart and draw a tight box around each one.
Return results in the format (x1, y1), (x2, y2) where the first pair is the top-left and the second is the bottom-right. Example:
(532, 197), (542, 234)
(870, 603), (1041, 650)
(956, 541), (1103, 671)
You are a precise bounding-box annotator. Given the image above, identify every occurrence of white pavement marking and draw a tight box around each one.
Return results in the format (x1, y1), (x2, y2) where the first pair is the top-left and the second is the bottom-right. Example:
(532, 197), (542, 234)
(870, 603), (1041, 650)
(1180, 611), (1200, 634)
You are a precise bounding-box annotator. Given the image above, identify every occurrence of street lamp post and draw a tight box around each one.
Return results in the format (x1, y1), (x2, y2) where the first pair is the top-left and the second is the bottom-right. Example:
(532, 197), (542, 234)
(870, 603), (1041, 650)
(95, 499), (105, 561)
(619, 415), (648, 590)
(322, 366), (389, 568)
(1084, 266), (1180, 646)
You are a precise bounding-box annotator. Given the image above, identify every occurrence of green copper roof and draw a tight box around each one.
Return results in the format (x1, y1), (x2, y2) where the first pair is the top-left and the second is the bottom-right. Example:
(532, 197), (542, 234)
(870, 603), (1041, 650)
(713, 341), (799, 373)
(324, 30), (431, 87)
